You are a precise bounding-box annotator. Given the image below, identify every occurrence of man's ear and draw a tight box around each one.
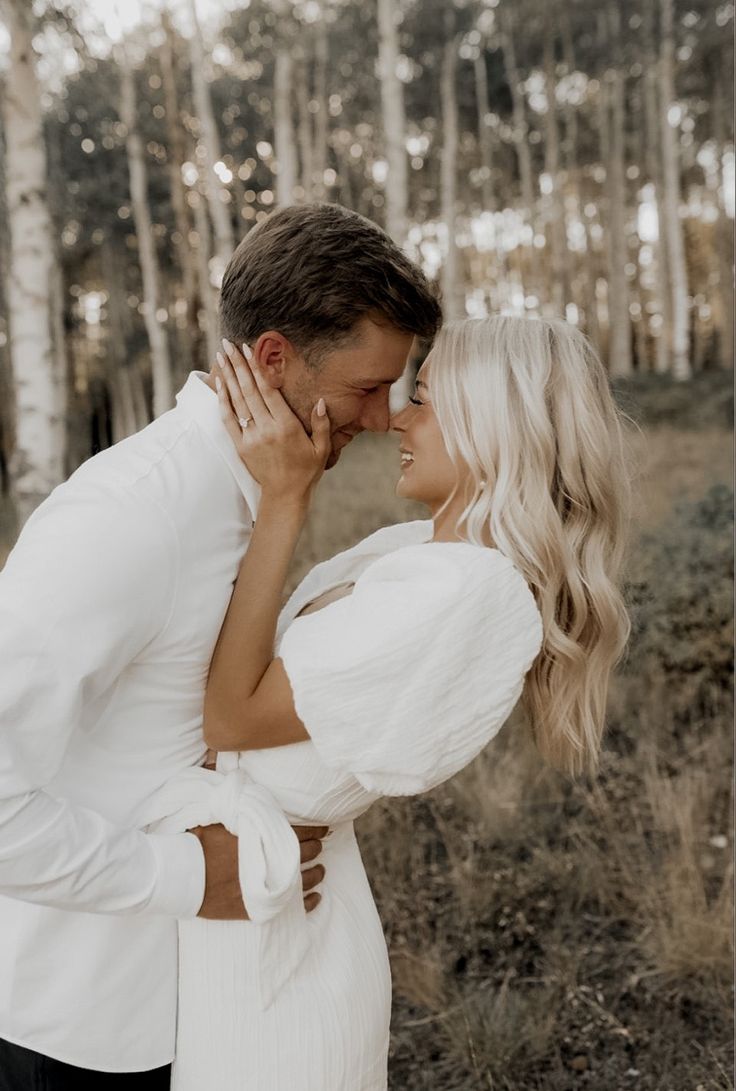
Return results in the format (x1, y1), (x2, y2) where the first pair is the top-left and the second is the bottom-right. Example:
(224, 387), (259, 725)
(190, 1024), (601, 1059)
(252, 331), (297, 389)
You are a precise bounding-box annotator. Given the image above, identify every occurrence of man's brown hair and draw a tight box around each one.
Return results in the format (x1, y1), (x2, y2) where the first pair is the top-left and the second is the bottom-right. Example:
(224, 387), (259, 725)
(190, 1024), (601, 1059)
(219, 204), (442, 364)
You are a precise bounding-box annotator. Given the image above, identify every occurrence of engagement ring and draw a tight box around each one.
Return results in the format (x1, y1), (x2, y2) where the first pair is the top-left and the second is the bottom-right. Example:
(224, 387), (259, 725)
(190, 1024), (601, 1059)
(239, 417), (253, 429)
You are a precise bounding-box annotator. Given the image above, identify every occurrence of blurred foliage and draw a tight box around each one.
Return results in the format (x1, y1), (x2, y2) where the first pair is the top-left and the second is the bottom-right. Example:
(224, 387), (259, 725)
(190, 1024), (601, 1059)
(612, 368), (734, 430)
(623, 481), (734, 744)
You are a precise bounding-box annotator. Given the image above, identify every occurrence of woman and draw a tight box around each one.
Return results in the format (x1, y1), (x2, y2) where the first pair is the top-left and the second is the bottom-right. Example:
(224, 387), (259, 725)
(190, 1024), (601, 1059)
(147, 315), (632, 1090)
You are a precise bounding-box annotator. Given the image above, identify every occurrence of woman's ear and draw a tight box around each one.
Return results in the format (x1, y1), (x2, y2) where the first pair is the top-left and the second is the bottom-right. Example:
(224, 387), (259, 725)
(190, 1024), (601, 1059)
(252, 331), (297, 388)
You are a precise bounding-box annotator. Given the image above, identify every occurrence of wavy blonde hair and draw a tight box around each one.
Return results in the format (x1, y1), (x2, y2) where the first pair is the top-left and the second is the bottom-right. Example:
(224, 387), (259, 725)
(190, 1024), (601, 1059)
(426, 315), (634, 777)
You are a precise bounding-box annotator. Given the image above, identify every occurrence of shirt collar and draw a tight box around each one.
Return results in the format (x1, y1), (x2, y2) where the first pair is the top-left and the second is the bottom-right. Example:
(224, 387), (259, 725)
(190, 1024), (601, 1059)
(175, 371), (261, 519)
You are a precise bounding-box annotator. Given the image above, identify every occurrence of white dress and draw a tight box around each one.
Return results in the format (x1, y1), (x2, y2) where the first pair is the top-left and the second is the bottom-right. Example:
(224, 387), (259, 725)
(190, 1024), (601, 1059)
(143, 520), (543, 1091)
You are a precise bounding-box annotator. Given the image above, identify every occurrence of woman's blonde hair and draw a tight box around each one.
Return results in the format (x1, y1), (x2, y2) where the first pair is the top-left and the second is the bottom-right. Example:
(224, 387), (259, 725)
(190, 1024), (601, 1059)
(426, 315), (634, 777)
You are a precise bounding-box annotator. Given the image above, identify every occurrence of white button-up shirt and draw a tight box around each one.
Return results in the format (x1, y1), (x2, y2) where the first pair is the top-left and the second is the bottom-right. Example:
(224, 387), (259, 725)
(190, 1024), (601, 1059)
(0, 372), (259, 1071)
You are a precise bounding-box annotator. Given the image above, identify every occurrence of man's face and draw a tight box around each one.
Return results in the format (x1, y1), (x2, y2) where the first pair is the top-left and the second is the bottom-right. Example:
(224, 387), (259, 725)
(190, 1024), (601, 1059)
(283, 316), (415, 468)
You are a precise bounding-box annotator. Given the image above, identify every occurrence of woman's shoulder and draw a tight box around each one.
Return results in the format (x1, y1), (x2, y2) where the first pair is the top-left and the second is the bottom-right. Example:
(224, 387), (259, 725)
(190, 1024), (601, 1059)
(359, 537), (534, 594)
(356, 539), (543, 646)
(278, 519), (432, 629)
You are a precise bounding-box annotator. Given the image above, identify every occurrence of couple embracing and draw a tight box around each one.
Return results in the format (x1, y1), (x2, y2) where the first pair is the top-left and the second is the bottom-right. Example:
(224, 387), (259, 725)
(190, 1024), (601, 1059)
(0, 203), (631, 1090)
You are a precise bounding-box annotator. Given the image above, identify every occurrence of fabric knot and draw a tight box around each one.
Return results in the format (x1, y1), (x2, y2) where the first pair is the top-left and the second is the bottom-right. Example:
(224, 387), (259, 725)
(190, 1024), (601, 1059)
(140, 765), (312, 1009)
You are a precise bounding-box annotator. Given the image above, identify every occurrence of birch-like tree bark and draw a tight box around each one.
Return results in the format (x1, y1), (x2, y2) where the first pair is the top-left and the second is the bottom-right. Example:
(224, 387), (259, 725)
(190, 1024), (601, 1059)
(474, 44), (494, 212)
(712, 77), (734, 370)
(272, 0), (298, 207)
(440, 19), (463, 320)
(604, 5), (632, 377)
(659, 0), (691, 380)
(377, 0), (408, 244)
(119, 52), (173, 418)
(187, 0), (234, 276)
(45, 122), (70, 475)
(295, 45), (314, 200)
(311, 10), (329, 200)
(160, 9), (199, 374)
(561, 6), (579, 175)
(499, 7), (535, 222)
(643, 1), (672, 375)
(104, 238), (136, 443)
(1, 0), (63, 524)
(192, 175), (221, 367)
(0, 174), (13, 496)
(543, 19), (569, 316)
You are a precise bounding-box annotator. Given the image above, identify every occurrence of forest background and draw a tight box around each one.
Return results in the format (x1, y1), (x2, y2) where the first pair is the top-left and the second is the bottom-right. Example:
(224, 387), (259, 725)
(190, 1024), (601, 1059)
(0, 0), (733, 1087)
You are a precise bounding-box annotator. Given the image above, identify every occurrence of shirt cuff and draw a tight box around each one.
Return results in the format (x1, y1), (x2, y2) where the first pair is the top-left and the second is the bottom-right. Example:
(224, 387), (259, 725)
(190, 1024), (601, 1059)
(145, 831), (206, 918)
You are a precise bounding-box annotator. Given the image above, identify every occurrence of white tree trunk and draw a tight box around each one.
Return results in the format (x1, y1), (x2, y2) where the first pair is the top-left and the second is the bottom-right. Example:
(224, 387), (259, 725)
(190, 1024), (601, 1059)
(1, 0), (63, 524)
(274, 42), (298, 206)
(474, 46), (494, 212)
(500, 10), (535, 222)
(161, 9), (199, 374)
(643, 2), (672, 375)
(49, 255), (68, 471)
(659, 0), (691, 381)
(561, 8), (579, 174)
(604, 7), (632, 377)
(120, 56), (173, 418)
(543, 27), (569, 317)
(192, 178), (221, 367)
(441, 29), (462, 321)
(295, 47), (313, 200)
(187, 0), (234, 278)
(311, 12), (329, 200)
(712, 78), (734, 370)
(377, 0), (408, 244)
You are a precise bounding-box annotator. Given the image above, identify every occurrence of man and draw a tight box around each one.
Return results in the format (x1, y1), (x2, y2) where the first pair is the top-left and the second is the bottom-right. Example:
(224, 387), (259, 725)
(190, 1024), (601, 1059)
(0, 203), (441, 1088)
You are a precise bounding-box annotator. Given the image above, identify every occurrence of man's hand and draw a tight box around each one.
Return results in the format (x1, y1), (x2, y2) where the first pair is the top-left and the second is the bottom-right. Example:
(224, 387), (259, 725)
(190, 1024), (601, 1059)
(190, 822), (327, 920)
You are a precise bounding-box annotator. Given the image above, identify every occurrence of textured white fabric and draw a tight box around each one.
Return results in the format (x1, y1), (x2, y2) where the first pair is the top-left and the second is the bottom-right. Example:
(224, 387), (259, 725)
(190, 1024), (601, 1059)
(141, 766), (310, 1011)
(279, 538), (544, 795)
(170, 520), (544, 1090)
(0, 371), (260, 1071)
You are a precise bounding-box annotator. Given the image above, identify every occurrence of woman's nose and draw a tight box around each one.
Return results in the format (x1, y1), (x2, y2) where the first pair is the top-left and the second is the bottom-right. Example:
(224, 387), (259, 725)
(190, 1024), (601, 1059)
(390, 405), (410, 432)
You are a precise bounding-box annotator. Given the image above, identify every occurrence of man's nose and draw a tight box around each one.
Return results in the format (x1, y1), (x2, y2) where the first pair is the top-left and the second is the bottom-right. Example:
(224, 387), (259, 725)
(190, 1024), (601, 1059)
(359, 394), (391, 433)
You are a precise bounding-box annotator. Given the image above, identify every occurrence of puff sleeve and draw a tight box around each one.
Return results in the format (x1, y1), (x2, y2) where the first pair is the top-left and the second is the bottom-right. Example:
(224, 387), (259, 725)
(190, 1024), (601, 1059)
(278, 543), (543, 796)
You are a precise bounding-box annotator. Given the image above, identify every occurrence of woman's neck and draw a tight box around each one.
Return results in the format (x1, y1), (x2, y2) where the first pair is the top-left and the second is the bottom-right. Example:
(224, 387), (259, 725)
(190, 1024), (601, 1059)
(430, 486), (494, 546)
(430, 492), (468, 542)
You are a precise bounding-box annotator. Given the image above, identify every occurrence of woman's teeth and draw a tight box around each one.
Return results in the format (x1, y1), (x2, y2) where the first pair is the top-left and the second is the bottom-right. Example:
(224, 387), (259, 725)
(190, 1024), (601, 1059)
(400, 452), (414, 466)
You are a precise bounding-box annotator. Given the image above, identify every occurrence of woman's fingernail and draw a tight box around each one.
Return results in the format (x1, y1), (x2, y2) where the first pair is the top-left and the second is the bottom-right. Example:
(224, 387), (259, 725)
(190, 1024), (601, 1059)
(242, 343), (253, 361)
(215, 376), (222, 393)
(216, 351), (225, 368)
(316, 397), (326, 417)
(222, 338), (233, 354)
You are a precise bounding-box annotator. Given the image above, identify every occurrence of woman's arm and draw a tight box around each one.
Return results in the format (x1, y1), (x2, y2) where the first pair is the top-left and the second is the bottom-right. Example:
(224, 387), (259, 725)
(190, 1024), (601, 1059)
(203, 342), (330, 752)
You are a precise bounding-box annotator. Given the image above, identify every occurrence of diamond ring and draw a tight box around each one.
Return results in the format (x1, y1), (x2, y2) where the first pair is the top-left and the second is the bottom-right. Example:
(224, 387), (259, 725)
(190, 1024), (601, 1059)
(239, 417), (253, 429)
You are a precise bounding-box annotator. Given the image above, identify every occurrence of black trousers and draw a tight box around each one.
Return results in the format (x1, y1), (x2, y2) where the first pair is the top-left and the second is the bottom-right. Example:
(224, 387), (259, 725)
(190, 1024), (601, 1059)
(0, 1038), (171, 1090)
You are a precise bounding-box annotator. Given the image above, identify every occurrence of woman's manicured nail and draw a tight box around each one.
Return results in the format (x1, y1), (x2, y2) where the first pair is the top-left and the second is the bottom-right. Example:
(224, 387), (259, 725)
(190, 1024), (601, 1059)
(216, 351), (225, 368)
(242, 343), (253, 361)
(316, 397), (326, 417)
(215, 376), (222, 392)
(222, 338), (233, 354)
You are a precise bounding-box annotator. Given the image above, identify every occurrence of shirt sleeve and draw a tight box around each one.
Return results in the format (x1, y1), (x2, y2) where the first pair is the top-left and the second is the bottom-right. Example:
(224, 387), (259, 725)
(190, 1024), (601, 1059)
(0, 482), (205, 918)
(278, 543), (544, 796)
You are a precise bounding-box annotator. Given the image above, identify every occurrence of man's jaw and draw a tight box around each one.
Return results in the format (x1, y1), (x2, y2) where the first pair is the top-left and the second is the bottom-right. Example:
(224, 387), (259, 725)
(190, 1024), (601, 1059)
(325, 426), (360, 469)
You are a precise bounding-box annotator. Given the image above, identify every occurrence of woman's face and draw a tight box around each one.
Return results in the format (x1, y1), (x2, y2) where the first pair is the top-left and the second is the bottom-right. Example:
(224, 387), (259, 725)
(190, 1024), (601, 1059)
(390, 365), (462, 511)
